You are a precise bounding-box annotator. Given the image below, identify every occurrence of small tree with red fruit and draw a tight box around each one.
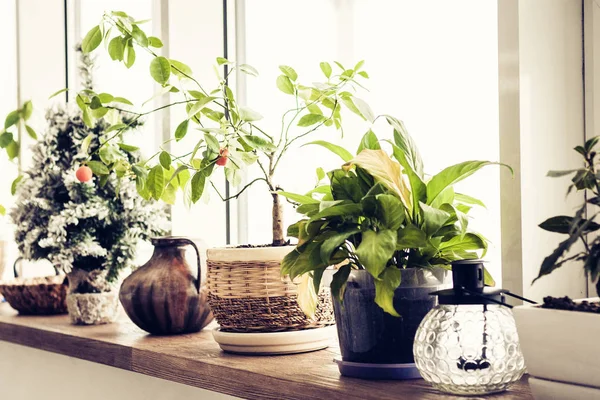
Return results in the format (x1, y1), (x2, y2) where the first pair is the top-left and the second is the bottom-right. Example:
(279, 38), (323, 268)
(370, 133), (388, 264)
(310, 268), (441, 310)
(9, 48), (168, 293)
(72, 11), (372, 246)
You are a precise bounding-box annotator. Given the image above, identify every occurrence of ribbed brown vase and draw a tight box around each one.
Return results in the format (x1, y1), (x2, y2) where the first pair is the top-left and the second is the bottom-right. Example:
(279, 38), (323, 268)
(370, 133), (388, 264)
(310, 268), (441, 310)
(119, 237), (213, 335)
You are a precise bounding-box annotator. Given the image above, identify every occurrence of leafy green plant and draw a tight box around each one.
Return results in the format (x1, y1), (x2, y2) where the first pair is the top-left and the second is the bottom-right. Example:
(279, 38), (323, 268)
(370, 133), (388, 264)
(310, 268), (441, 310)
(0, 100), (37, 215)
(69, 11), (372, 246)
(281, 119), (509, 316)
(535, 136), (600, 296)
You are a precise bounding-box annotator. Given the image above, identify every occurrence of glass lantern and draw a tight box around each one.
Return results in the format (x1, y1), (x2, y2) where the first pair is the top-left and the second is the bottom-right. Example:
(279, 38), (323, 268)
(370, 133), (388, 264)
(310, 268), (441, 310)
(413, 260), (528, 395)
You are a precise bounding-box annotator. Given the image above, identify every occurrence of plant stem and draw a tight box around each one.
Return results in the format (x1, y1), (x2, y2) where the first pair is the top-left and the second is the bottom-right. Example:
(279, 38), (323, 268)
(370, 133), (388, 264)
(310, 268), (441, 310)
(272, 191), (286, 246)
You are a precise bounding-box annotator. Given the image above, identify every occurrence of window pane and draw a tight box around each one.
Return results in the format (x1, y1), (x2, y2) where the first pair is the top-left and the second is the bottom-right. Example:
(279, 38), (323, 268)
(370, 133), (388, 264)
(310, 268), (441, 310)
(243, 0), (501, 280)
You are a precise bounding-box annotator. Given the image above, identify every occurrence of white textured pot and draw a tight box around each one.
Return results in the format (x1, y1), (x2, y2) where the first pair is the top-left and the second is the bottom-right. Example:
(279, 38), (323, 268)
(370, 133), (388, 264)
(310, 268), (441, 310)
(513, 298), (600, 399)
(206, 246), (335, 332)
(66, 291), (119, 325)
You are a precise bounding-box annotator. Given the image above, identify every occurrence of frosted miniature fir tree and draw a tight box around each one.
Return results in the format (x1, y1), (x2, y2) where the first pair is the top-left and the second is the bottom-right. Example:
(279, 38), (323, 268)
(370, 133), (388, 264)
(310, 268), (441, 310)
(10, 47), (169, 293)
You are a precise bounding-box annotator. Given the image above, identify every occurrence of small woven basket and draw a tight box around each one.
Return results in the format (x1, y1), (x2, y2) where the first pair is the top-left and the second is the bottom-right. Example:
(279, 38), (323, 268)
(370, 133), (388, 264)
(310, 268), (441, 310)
(0, 275), (68, 315)
(207, 246), (335, 332)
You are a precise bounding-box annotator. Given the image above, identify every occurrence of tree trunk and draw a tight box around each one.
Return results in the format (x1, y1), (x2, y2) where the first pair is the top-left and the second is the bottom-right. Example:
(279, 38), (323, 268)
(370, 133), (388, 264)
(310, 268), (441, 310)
(272, 192), (286, 246)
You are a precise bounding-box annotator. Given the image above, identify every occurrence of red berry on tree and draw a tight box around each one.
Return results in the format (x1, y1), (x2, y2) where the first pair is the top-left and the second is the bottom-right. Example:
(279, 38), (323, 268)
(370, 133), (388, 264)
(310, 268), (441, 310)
(216, 148), (229, 166)
(76, 165), (93, 183)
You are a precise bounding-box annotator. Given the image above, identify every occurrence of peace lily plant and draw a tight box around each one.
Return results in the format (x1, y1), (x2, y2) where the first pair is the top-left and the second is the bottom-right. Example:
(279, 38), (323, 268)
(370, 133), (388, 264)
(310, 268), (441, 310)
(67, 11), (371, 247)
(281, 122), (510, 316)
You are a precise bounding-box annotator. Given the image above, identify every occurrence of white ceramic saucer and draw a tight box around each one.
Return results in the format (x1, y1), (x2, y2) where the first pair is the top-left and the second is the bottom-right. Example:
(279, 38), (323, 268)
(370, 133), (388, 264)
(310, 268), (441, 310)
(212, 325), (336, 355)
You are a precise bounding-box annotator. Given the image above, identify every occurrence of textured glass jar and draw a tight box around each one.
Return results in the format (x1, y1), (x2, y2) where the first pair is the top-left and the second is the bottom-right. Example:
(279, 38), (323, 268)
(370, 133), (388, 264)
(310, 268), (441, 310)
(414, 304), (526, 395)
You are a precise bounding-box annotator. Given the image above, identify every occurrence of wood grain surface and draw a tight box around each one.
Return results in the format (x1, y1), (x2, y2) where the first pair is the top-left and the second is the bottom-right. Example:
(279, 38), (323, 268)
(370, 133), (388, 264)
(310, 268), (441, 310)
(0, 304), (533, 400)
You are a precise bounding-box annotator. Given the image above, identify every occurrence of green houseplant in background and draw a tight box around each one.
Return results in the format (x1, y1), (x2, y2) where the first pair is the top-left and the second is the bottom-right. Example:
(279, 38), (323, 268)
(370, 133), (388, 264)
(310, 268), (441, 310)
(71, 11), (374, 333)
(281, 120), (509, 368)
(512, 136), (600, 396)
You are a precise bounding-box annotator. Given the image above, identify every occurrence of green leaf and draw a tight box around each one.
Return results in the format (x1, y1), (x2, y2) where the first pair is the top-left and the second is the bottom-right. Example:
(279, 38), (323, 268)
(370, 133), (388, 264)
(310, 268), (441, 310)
(174, 119), (189, 141)
(191, 171), (206, 203)
(298, 113), (326, 127)
(358, 71), (369, 79)
(6, 140), (18, 160)
(376, 194), (405, 230)
(108, 36), (125, 61)
(386, 115), (424, 178)
(277, 191), (319, 204)
(320, 228), (361, 263)
(24, 125), (37, 140)
(374, 267), (401, 317)
(357, 130), (381, 153)
(89, 96), (103, 109)
(353, 97), (374, 122)
(539, 215), (600, 234)
(309, 203), (363, 223)
(204, 133), (220, 153)
(4, 111), (19, 129)
(112, 96), (133, 105)
(427, 161), (506, 205)
(216, 57), (231, 65)
(239, 64), (259, 77)
(330, 264), (351, 302)
(279, 65), (298, 81)
(138, 32), (160, 47)
(276, 75), (295, 95)
(420, 202), (451, 236)
(320, 62), (332, 78)
(0, 132), (13, 148)
(303, 140), (353, 162)
(150, 56), (171, 85)
(239, 106), (263, 122)
(87, 160), (109, 175)
(170, 59), (193, 77)
(21, 101), (33, 120)
(147, 165), (165, 200)
(99, 145), (122, 164)
(439, 233), (487, 256)
(81, 134), (94, 154)
(355, 230), (397, 277)
(187, 96), (216, 118)
(243, 135), (276, 152)
(159, 151), (172, 169)
(11, 175), (23, 195)
(396, 224), (428, 249)
(124, 42), (136, 68)
(81, 25), (102, 53)
(0, 204), (5, 216)
(389, 143), (426, 218)
(131, 25), (148, 47)
(455, 193), (486, 208)
(98, 93), (114, 103)
(117, 143), (139, 152)
(48, 88), (68, 99)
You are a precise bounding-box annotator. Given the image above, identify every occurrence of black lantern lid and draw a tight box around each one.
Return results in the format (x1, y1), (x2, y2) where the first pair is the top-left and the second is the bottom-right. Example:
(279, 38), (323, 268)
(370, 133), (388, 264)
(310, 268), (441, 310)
(430, 259), (507, 306)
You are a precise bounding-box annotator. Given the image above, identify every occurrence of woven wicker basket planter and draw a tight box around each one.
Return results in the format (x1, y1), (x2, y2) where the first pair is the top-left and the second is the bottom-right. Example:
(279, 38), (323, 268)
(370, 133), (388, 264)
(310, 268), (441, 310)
(207, 246), (335, 333)
(0, 275), (68, 315)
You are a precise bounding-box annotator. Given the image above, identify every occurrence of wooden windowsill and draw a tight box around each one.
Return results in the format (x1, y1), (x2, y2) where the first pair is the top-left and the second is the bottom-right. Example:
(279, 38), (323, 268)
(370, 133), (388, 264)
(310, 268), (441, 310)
(0, 304), (532, 399)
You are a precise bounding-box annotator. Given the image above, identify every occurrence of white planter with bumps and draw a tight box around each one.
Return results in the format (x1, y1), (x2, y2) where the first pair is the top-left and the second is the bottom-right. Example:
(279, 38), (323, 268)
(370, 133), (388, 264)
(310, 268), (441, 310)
(513, 299), (600, 399)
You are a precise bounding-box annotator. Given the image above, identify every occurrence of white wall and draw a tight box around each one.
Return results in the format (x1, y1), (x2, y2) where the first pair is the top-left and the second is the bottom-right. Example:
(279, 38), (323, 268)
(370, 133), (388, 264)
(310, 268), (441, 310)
(0, 341), (238, 400)
(499, 0), (588, 301)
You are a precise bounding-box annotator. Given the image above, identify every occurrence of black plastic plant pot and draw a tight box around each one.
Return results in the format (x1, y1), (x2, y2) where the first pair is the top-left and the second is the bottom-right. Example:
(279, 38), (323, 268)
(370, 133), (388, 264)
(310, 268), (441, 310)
(333, 268), (450, 364)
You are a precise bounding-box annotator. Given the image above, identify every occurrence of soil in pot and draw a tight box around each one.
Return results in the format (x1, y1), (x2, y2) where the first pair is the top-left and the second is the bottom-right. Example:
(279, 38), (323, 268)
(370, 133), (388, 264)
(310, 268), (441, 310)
(541, 296), (600, 313)
(333, 268), (449, 364)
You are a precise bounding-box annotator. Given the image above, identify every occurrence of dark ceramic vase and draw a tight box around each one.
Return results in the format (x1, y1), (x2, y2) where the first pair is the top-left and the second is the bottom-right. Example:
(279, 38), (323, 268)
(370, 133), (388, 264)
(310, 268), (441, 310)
(333, 268), (449, 364)
(119, 237), (213, 335)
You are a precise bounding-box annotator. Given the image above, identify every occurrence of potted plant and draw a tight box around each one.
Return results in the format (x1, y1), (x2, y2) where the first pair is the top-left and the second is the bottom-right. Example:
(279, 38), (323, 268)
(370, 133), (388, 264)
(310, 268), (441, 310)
(281, 122), (506, 374)
(513, 136), (600, 397)
(8, 49), (169, 325)
(73, 11), (370, 332)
